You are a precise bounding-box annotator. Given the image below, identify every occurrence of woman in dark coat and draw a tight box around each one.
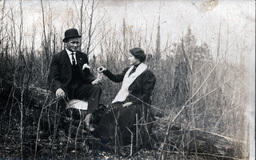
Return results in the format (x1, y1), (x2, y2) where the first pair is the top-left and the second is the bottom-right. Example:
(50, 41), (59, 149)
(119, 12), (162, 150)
(94, 48), (156, 147)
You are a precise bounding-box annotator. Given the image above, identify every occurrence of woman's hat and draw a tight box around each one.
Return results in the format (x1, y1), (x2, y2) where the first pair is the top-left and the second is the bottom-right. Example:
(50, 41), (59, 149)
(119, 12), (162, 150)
(129, 47), (146, 62)
(63, 28), (81, 42)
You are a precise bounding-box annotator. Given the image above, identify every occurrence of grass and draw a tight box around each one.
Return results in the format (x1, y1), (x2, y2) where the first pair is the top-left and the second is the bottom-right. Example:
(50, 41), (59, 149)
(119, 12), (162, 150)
(0, 1), (250, 159)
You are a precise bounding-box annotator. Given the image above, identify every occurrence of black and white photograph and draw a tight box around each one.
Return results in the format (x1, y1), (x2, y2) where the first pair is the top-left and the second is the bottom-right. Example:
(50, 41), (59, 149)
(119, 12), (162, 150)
(0, 0), (255, 159)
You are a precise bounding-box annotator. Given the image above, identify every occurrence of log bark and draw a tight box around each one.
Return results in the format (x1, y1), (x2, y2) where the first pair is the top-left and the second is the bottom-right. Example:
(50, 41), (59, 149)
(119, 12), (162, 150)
(155, 123), (245, 159)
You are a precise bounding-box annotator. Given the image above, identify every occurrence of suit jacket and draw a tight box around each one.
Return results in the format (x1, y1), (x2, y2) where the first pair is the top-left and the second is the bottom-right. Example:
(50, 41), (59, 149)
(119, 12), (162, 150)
(48, 50), (95, 94)
(103, 66), (156, 105)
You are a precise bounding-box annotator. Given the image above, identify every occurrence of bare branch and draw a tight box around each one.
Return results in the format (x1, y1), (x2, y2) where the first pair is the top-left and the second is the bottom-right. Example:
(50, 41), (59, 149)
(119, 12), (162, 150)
(86, 0), (95, 55)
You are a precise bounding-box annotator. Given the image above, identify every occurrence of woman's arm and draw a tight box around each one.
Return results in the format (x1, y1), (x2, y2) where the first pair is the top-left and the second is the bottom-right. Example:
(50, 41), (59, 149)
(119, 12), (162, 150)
(141, 70), (156, 104)
(103, 67), (129, 83)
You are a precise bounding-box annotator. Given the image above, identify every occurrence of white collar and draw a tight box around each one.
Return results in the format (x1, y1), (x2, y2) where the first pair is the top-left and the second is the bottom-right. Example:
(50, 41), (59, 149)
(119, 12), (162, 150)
(66, 49), (76, 55)
(125, 63), (147, 78)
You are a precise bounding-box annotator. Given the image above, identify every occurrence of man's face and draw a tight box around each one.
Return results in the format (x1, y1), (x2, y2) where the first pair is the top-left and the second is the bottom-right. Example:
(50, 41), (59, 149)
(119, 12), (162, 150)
(128, 55), (140, 65)
(66, 37), (81, 52)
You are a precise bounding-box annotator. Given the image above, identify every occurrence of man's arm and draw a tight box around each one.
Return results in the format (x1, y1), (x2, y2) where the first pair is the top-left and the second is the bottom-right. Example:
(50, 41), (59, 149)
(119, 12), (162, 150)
(81, 53), (96, 84)
(48, 55), (62, 93)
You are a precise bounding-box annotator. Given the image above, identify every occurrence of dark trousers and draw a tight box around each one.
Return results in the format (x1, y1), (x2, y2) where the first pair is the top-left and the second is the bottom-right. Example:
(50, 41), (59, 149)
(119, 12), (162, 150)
(57, 83), (101, 135)
(68, 83), (102, 113)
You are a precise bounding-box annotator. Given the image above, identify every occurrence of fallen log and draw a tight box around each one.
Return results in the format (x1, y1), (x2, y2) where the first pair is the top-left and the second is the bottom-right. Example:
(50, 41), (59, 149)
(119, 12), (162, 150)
(187, 128), (245, 159)
(154, 116), (246, 159)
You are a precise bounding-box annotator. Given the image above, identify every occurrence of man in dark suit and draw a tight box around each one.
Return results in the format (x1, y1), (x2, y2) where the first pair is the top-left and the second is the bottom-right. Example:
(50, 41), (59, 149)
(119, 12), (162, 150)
(48, 28), (101, 130)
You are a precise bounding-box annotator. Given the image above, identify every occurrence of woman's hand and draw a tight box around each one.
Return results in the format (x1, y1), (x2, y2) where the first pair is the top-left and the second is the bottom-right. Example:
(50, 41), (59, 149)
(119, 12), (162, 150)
(97, 66), (107, 73)
(123, 102), (133, 107)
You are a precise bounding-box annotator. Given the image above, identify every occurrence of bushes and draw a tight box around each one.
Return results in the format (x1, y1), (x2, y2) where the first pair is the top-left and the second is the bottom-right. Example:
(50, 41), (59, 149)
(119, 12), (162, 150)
(0, 5), (248, 158)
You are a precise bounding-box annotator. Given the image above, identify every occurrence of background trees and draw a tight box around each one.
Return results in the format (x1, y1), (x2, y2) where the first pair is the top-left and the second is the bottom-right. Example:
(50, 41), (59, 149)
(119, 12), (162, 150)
(0, 0), (252, 159)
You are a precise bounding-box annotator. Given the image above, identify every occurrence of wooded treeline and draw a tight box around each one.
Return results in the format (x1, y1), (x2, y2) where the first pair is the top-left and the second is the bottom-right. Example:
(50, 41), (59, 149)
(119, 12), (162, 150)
(0, 0), (249, 159)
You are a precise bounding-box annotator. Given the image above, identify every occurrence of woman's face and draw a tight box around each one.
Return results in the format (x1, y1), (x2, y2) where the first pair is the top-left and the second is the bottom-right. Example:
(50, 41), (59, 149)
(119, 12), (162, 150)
(128, 55), (140, 65)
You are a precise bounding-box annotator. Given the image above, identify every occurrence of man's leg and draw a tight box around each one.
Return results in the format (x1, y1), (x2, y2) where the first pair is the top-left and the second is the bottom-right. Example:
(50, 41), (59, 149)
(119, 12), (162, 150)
(76, 84), (102, 113)
(75, 84), (102, 131)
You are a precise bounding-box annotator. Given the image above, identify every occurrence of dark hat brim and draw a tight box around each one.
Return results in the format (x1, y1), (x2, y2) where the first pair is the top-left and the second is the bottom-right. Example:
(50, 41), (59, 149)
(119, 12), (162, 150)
(63, 35), (81, 42)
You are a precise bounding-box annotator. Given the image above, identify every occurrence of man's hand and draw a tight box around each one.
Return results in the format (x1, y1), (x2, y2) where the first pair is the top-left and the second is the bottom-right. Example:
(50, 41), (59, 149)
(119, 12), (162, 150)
(91, 73), (103, 85)
(56, 88), (65, 98)
(91, 79), (100, 85)
(123, 102), (133, 107)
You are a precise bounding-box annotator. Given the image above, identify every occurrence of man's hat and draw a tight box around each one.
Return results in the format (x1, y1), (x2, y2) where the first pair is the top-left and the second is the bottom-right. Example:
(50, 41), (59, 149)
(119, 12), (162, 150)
(129, 47), (146, 62)
(63, 28), (81, 42)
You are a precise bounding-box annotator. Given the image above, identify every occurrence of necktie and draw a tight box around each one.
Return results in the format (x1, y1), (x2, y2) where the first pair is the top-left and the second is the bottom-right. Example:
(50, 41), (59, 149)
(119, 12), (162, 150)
(71, 52), (76, 65)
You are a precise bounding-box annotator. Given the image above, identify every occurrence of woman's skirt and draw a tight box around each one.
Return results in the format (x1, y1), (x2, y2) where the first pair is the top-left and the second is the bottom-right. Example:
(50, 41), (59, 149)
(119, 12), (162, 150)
(93, 102), (154, 147)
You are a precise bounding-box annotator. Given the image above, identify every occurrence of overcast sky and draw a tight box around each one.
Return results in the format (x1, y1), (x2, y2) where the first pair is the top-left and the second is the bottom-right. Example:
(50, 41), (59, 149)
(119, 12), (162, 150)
(3, 0), (255, 62)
